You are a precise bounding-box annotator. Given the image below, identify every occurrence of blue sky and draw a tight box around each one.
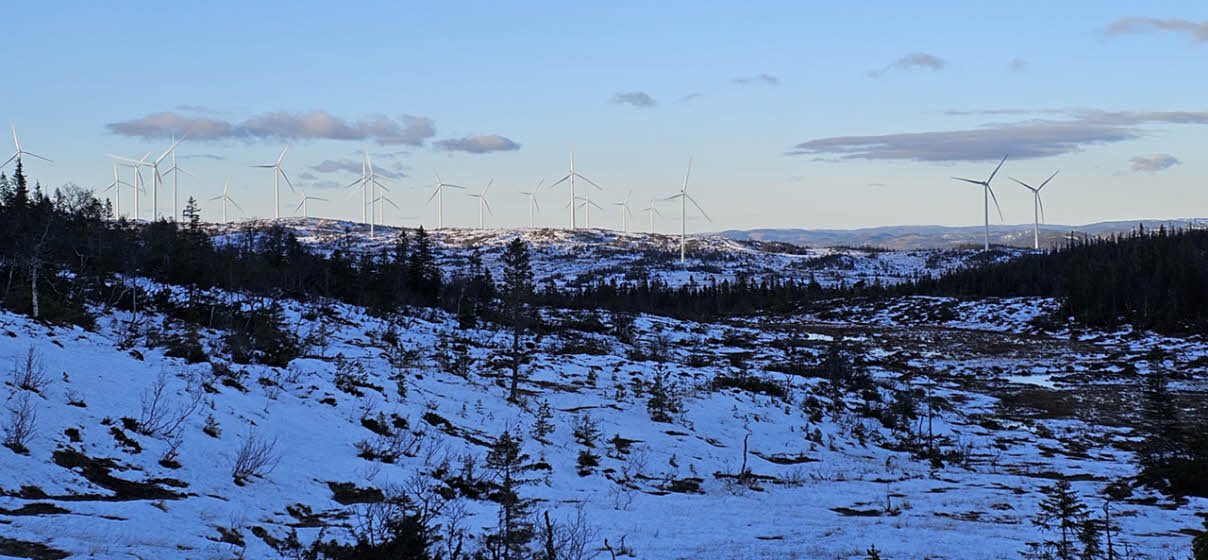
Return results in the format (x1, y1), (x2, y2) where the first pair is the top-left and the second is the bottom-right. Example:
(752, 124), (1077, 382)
(2, 1), (1206, 231)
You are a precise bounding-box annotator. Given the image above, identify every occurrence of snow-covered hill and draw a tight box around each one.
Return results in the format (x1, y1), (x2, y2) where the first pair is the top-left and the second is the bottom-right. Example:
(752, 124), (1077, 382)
(211, 218), (1019, 289)
(1, 225), (1204, 559)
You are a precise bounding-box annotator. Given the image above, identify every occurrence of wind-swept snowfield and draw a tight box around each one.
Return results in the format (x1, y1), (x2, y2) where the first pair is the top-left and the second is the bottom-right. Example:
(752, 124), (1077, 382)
(0, 224), (1204, 559)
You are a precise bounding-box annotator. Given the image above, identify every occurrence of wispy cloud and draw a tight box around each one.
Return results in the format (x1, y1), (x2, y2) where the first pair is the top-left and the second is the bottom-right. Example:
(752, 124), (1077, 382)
(1105, 17), (1208, 41)
(732, 74), (780, 86)
(788, 109), (1208, 162)
(179, 153), (225, 160)
(677, 93), (702, 103)
(868, 52), (946, 78)
(434, 134), (521, 154)
(611, 91), (657, 107)
(1130, 153), (1181, 172)
(175, 104), (219, 114)
(106, 110), (437, 145)
(1009, 58), (1027, 72)
(309, 180), (341, 190)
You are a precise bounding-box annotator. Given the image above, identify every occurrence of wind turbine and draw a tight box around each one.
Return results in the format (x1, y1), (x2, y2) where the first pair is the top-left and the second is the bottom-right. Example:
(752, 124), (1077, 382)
(573, 192), (603, 228)
(107, 152), (152, 221)
(611, 189), (634, 233)
(1009, 170), (1059, 250)
(344, 155), (369, 223)
(100, 161), (131, 220)
(426, 170), (465, 229)
(148, 135), (186, 221)
(294, 189), (328, 219)
(209, 178), (244, 223)
(365, 152), (393, 237)
(665, 157), (712, 264)
(250, 147), (293, 219)
(467, 179), (494, 229)
(2, 124), (52, 170)
(952, 154), (1008, 252)
(547, 149), (602, 230)
(519, 179), (543, 228)
(373, 193), (400, 226)
(159, 133), (192, 221)
(644, 197), (662, 235)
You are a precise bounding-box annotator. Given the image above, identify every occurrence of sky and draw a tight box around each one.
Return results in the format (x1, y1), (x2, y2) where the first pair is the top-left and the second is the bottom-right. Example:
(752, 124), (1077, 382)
(2, 1), (1207, 232)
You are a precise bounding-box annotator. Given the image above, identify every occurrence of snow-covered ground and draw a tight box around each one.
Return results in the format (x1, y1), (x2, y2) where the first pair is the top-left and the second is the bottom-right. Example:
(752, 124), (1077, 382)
(1, 225), (1204, 559)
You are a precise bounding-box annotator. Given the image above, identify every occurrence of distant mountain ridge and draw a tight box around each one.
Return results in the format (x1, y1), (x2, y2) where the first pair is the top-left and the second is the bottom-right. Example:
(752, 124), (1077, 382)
(718, 218), (1208, 250)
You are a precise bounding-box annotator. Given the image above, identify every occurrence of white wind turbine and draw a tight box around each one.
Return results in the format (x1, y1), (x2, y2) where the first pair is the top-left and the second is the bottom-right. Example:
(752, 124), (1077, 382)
(952, 154), (1008, 252)
(344, 156), (370, 223)
(426, 170), (465, 229)
(547, 149), (602, 230)
(611, 189), (634, 233)
(666, 157), (712, 264)
(159, 132), (192, 221)
(365, 152), (394, 237)
(373, 193), (400, 226)
(519, 179), (543, 229)
(573, 191), (603, 229)
(250, 147), (293, 219)
(107, 152), (152, 221)
(209, 178), (245, 223)
(1009, 170), (1059, 250)
(100, 161), (131, 220)
(467, 179), (495, 229)
(148, 135), (186, 221)
(294, 189), (328, 219)
(2, 124), (52, 170)
(644, 197), (662, 235)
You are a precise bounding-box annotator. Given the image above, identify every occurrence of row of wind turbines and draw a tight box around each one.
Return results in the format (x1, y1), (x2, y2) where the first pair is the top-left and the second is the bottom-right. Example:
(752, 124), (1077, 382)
(5, 123), (1059, 263)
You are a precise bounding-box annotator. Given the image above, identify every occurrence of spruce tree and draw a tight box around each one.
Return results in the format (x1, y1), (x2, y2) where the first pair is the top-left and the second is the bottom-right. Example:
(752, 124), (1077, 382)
(501, 238), (534, 403)
(1033, 479), (1089, 560)
(486, 430), (534, 560)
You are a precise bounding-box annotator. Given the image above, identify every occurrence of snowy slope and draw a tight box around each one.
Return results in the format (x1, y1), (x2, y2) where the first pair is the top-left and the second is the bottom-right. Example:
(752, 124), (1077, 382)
(0, 228), (1205, 559)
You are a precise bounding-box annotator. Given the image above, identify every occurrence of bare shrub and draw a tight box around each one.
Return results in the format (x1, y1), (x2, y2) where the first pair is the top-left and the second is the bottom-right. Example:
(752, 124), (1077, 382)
(10, 346), (49, 393)
(3, 393), (38, 454)
(538, 506), (601, 560)
(138, 371), (203, 438)
(232, 429), (281, 485)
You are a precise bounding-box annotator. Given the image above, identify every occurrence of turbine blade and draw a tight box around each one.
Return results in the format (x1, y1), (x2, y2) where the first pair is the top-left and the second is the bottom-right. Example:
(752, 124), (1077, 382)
(952, 177), (983, 186)
(986, 154), (1007, 185)
(1038, 194), (1046, 224)
(279, 169), (295, 192)
(484, 199), (494, 215)
(426, 188), (440, 205)
(229, 198), (246, 214)
(575, 173), (603, 190)
(251, 164), (275, 168)
(686, 194), (712, 222)
(1, 154), (15, 168)
(483, 178), (493, 195)
(23, 151), (52, 163)
(987, 186), (1004, 222)
(682, 156), (693, 192)
(547, 174), (570, 189)
(276, 147), (289, 165)
(1009, 177), (1037, 192)
(1038, 170), (1059, 190)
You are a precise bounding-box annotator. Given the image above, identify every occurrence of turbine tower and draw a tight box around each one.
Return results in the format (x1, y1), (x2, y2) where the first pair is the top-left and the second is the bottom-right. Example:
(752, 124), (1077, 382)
(665, 157), (711, 264)
(644, 198), (662, 235)
(2, 124), (52, 170)
(467, 179), (495, 229)
(160, 133), (192, 221)
(519, 179), (543, 228)
(952, 154), (1008, 252)
(547, 149), (602, 230)
(149, 135), (186, 221)
(1009, 170), (1059, 250)
(100, 161), (131, 220)
(251, 147), (293, 219)
(426, 170), (464, 229)
(108, 152), (152, 221)
(209, 178), (244, 223)
(295, 189), (328, 219)
(344, 155), (369, 224)
(611, 189), (633, 233)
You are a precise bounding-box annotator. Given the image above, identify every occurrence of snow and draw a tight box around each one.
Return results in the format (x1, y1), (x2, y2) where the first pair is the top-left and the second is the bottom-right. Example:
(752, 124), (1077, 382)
(0, 224), (1203, 559)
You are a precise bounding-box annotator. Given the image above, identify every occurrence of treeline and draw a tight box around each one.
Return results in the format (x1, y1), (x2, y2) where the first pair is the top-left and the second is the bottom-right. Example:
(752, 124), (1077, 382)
(904, 226), (1208, 333)
(0, 164), (493, 328)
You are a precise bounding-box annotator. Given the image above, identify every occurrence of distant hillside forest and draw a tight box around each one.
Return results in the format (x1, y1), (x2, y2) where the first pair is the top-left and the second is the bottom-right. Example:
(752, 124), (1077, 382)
(903, 227), (1208, 334)
(2, 163), (1207, 335)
